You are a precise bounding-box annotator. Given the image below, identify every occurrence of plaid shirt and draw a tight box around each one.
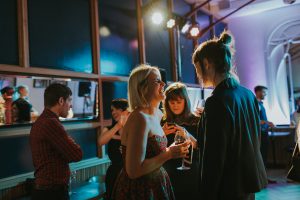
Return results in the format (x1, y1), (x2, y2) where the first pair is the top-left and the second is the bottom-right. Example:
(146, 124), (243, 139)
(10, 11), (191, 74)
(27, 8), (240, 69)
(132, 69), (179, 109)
(30, 108), (83, 186)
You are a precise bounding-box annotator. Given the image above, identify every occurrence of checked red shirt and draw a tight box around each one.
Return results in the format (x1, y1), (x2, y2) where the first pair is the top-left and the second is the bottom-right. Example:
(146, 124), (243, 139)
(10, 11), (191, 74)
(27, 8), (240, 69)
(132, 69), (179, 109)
(30, 108), (83, 186)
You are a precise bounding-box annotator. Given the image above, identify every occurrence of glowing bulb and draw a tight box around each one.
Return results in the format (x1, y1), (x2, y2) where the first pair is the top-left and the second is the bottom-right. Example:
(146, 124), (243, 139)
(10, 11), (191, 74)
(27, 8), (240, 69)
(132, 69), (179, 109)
(99, 26), (110, 37)
(151, 12), (163, 25)
(166, 19), (176, 28)
(190, 26), (200, 37)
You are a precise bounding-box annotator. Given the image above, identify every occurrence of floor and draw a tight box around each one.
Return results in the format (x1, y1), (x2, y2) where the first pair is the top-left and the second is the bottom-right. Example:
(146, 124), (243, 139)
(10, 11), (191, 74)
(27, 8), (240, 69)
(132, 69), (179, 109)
(18, 169), (300, 200)
(256, 169), (300, 200)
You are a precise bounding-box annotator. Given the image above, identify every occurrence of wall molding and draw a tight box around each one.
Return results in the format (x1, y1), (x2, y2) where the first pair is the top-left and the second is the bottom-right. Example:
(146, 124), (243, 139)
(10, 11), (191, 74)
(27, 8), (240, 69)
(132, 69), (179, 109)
(0, 157), (110, 190)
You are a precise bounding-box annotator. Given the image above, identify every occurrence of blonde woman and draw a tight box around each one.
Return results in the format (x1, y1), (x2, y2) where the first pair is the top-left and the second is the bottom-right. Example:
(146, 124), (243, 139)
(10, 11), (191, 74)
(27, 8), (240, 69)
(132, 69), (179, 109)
(112, 64), (190, 200)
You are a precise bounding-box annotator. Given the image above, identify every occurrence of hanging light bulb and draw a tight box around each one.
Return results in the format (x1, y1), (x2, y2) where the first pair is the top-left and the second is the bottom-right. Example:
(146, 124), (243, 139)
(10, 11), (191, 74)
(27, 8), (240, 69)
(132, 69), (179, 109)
(188, 24), (201, 38)
(151, 12), (163, 25)
(190, 26), (200, 37)
(166, 19), (176, 28)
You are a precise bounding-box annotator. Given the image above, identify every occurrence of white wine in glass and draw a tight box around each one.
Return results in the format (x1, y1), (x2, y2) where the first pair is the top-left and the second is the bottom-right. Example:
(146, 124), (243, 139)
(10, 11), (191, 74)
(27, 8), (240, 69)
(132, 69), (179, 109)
(174, 133), (190, 170)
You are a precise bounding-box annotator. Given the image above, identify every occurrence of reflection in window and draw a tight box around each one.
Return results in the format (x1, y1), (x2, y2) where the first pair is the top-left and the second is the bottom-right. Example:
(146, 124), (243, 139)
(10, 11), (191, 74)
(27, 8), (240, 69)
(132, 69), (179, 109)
(0, 0), (18, 65)
(0, 75), (98, 126)
(99, 0), (138, 76)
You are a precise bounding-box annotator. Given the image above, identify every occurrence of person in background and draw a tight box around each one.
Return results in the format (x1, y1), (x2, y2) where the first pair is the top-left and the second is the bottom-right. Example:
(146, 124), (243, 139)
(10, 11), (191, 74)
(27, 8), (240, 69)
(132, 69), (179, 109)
(98, 98), (129, 200)
(0, 86), (14, 124)
(291, 98), (300, 126)
(296, 120), (300, 153)
(112, 64), (190, 200)
(254, 85), (276, 183)
(193, 31), (267, 200)
(30, 83), (83, 200)
(291, 98), (300, 142)
(161, 82), (199, 199)
(0, 94), (4, 124)
(12, 85), (37, 123)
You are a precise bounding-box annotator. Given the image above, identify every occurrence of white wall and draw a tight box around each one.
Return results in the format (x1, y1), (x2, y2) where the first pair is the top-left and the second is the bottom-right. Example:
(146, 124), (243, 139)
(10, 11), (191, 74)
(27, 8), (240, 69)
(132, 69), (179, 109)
(228, 4), (300, 124)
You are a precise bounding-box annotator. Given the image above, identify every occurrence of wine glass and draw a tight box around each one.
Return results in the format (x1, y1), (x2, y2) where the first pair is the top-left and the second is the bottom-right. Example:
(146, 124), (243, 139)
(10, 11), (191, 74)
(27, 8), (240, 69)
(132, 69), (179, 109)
(69, 170), (77, 195)
(174, 132), (190, 170)
(194, 99), (205, 117)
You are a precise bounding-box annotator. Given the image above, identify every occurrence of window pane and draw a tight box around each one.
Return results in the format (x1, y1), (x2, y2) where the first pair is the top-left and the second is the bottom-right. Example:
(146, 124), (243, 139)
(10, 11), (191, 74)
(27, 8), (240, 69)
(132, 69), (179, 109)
(180, 36), (196, 83)
(0, 0), (18, 65)
(143, 0), (172, 81)
(28, 0), (93, 73)
(215, 22), (227, 36)
(99, 0), (138, 76)
(0, 75), (98, 126)
(102, 81), (128, 119)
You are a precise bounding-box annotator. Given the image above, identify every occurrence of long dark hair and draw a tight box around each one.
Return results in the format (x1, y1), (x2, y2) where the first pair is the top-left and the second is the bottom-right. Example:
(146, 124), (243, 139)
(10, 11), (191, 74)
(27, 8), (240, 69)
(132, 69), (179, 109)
(163, 82), (191, 122)
(111, 98), (128, 125)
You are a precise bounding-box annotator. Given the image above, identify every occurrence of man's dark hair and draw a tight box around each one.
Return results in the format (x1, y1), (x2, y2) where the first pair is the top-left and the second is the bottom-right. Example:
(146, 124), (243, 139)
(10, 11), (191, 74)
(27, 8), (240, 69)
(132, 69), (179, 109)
(44, 83), (72, 107)
(1, 86), (14, 96)
(254, 85), (268, 93)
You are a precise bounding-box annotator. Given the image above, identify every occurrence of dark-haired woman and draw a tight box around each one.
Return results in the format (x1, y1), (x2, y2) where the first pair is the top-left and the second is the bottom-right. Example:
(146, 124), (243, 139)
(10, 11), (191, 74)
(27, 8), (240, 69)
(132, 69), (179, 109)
(98, 99), (129, 200)
(192, 31), (267, 200)
(162, 82), (199, 199)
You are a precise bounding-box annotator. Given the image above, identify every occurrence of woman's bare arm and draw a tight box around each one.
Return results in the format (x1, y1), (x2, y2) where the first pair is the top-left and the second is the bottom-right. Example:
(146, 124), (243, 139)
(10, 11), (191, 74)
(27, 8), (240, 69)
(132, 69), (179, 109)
(125, 112), (189, 179)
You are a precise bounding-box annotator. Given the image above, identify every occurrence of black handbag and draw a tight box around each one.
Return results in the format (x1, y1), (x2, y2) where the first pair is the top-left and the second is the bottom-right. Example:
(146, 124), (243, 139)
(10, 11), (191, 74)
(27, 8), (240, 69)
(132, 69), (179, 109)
(287, 143), (300, 182)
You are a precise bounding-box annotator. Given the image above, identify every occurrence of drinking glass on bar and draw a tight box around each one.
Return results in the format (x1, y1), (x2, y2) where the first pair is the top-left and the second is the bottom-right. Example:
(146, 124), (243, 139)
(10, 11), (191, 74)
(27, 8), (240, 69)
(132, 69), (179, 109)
(69, 170), (77, 195)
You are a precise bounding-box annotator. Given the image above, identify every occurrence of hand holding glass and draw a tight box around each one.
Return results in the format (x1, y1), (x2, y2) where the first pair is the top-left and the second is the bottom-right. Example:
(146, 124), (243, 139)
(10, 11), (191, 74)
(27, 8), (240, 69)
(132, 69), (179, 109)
(174, 132), (191, 170)
(195, 99), (205, 116)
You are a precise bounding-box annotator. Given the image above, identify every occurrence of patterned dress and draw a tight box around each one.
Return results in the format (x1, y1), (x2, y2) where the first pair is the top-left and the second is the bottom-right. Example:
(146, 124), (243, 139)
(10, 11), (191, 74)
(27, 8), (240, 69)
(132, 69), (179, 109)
(112, 135), (175, 200)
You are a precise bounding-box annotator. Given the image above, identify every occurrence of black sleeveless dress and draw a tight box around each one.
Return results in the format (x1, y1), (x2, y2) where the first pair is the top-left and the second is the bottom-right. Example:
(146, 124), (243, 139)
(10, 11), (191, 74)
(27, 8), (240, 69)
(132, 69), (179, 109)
(105, 127), (123, 199)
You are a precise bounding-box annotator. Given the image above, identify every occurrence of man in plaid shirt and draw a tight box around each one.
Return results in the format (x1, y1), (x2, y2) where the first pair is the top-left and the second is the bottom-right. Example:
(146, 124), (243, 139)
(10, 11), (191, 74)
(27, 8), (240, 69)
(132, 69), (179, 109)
(30, 83), (83, 200)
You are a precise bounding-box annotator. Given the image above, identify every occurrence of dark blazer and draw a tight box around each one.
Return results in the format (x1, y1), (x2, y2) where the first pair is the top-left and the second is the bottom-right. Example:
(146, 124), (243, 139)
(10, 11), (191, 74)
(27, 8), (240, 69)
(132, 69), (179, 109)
(197, 78), (267, 199)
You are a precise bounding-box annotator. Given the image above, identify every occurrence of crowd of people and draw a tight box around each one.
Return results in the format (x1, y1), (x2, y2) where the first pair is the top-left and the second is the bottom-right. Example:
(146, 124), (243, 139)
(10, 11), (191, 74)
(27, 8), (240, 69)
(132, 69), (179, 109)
(25, 31), (300, 200)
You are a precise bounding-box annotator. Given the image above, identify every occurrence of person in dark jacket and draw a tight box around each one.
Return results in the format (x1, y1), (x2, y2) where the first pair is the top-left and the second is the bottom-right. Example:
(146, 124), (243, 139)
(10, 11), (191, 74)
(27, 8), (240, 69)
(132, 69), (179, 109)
(192, 31), (267, 200)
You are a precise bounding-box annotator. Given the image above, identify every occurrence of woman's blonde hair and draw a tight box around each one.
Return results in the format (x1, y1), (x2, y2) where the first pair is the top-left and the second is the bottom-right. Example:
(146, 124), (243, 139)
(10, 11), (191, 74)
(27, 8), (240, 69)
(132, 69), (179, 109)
(128, 64), (159, 111)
